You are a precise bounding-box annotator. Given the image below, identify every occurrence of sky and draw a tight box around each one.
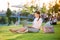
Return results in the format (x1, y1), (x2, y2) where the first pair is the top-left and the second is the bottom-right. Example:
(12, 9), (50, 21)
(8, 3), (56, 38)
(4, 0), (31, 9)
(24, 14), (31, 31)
(0, 0), (55, 11)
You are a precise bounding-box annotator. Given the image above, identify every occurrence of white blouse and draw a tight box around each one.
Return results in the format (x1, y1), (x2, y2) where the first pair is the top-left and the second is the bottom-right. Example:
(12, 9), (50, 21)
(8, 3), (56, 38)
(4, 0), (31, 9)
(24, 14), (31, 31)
(32, 18), (43, 29)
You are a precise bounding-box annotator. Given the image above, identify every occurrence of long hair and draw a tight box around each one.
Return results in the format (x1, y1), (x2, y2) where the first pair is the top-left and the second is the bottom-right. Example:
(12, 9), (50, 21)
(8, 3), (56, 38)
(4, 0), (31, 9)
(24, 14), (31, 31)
(34, 11), (40, 21)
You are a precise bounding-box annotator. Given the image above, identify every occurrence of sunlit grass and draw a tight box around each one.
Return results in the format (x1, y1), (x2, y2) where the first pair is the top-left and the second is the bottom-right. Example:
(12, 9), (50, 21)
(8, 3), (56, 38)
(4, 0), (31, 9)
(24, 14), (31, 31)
(0, 22), (60, 40)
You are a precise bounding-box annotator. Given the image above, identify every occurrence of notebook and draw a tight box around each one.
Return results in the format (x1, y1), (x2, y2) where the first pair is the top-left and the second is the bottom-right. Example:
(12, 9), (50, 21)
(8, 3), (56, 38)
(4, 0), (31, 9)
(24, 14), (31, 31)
(22, 20), (28, 27)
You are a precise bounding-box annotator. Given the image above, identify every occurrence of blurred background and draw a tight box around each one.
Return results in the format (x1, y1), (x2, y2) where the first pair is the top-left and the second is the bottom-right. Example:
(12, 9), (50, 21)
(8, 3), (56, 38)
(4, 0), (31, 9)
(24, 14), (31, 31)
(0, 0), (60, 25)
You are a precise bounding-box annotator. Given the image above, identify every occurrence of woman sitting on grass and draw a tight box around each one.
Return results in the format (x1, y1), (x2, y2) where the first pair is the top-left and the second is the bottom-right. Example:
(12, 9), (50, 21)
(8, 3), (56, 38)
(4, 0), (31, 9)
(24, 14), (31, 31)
(9, 11), (43, 33)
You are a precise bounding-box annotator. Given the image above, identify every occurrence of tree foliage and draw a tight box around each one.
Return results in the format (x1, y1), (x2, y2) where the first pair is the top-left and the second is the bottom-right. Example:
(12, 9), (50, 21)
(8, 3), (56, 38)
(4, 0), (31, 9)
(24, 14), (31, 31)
(6, 8), (12, 25)
(53, 4), (59, 13)
(6, 8), (12, 17)
(41, 4), (46, 13)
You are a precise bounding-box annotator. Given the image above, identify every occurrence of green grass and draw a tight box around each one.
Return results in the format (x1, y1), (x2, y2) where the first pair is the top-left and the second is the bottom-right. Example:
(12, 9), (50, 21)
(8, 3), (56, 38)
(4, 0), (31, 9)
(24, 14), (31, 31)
(0, 22), (60, 40)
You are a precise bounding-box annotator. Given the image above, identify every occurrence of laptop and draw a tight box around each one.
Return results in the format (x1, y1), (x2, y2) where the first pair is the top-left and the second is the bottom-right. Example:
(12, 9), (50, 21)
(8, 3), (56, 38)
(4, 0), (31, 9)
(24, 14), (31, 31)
(22, 20), (28, 27)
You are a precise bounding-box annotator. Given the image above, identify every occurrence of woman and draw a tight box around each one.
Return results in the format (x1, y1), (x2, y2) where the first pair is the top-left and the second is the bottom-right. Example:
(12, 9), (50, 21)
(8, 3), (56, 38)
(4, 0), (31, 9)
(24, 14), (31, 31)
(10, 11), (43, 33)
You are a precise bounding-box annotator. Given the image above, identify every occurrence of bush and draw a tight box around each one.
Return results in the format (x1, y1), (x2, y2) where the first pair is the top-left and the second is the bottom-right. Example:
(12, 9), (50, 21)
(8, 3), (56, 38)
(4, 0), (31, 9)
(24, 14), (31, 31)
(21, 10), (30, 16)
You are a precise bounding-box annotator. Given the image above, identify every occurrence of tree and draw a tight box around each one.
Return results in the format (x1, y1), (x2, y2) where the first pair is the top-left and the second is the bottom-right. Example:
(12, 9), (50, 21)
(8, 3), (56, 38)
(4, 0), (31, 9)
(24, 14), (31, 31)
(21, 9), (30, 16)
(6, 8), (12, 25)
(53, 3), (59, 13)
(41, 3), (47, 13)
(27, 5), (36, 14)
(6, 8), (12, 17)
(23, 3), (39, 14)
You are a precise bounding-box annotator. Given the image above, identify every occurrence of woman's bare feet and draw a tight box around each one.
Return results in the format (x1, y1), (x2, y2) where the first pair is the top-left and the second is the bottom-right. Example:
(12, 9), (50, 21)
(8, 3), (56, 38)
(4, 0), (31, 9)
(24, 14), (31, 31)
(9, 29), (17, 33)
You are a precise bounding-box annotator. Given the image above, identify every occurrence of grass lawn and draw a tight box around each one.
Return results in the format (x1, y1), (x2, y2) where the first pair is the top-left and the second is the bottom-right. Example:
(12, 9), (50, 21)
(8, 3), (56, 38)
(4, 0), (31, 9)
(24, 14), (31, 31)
(0, 22), (60, 40)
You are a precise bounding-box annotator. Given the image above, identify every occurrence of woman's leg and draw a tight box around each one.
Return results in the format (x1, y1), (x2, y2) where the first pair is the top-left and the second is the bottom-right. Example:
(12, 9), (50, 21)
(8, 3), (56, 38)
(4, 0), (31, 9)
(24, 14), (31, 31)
(17, 27), (26, 32)
(9, 27), (26, 33)
(9, 28), (18, 33)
